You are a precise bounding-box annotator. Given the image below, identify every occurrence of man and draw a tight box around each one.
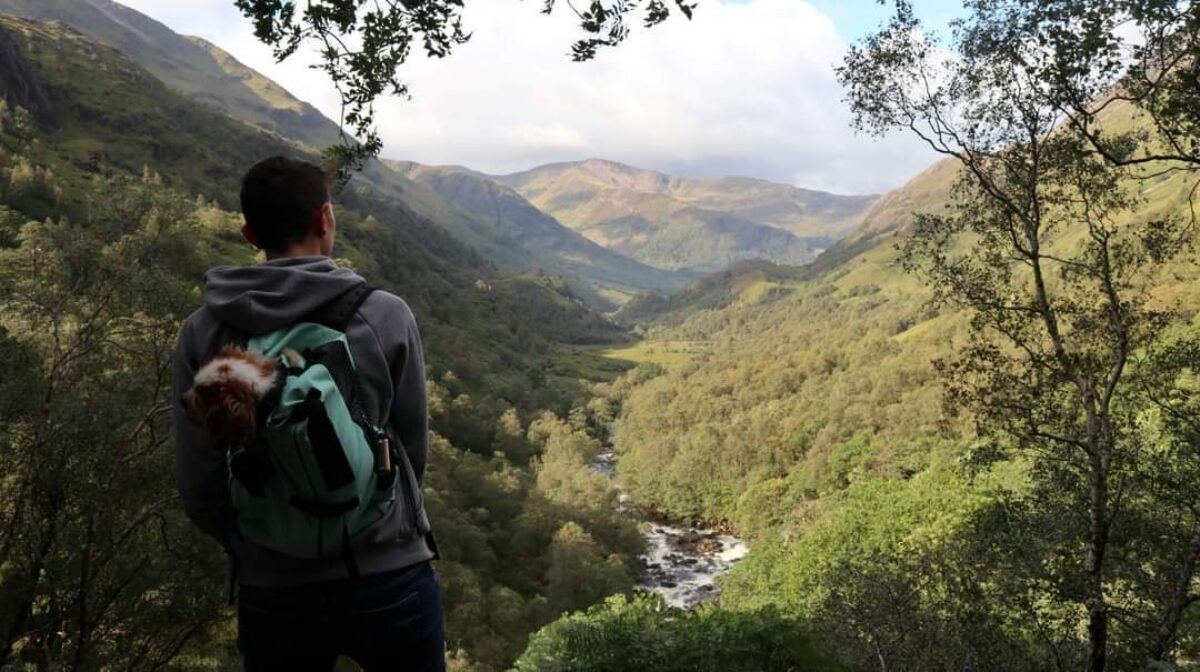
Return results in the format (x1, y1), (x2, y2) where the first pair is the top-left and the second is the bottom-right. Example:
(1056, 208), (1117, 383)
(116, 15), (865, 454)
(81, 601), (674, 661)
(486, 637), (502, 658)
(172, 156), (444, 671)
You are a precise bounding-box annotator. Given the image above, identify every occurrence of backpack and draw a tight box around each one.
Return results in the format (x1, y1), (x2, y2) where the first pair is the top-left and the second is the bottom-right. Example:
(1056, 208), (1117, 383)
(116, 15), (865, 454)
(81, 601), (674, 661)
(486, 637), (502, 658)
(225, 283), (426, 570)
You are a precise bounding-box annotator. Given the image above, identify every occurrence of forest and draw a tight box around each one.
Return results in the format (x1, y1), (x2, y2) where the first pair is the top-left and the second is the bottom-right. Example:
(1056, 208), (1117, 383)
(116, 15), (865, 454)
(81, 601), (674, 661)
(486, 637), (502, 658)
(2, 0), (1200, 671)
(0, 15), (644, 670)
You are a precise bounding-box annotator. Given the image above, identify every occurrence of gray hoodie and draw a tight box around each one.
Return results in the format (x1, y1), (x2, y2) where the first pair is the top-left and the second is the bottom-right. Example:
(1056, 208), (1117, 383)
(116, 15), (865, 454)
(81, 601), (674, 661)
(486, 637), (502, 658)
(172, 256), (434, 588)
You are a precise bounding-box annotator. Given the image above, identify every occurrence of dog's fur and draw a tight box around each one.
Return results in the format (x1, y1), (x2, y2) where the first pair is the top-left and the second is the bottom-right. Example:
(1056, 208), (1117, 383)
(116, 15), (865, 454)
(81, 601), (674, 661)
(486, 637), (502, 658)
(183, 346), (300, 443)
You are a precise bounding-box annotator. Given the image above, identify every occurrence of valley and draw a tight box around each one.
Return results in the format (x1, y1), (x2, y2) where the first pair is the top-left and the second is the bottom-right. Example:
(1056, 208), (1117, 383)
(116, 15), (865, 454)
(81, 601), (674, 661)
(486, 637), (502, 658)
(2, 1), (1200, 672)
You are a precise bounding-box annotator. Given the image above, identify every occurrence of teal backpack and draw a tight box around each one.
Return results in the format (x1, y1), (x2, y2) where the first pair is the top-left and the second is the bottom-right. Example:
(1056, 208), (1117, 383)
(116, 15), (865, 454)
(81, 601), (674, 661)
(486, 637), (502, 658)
(225, 283), (425, 570)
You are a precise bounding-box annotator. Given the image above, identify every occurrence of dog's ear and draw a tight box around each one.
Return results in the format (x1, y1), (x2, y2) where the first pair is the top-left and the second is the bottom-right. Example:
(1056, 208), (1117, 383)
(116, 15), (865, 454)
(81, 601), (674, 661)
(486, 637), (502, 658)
(220, 393), (245, 423)
(182, 388), (207, 425)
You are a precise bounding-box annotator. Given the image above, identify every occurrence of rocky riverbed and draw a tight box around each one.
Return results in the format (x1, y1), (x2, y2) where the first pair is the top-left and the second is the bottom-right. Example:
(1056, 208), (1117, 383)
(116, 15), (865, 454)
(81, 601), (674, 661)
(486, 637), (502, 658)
(639, 521), (748, 608)
(589, 448), (748, 608)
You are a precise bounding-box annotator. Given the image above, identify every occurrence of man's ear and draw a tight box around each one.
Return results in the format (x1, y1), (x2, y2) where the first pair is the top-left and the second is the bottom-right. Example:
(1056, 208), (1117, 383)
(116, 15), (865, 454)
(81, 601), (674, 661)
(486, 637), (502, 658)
(312, 202), (332, 237)
(241, 225), (261, 249)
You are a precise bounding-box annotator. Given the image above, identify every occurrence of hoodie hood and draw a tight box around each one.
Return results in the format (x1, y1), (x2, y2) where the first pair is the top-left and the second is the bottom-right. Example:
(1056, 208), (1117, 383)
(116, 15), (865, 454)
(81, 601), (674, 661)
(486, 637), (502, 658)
(203, 256), (365, 335)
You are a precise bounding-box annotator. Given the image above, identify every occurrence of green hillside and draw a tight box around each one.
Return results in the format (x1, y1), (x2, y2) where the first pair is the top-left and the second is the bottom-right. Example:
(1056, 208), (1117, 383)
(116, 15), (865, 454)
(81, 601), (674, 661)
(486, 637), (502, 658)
(613, 104), (1200, 521)
(592, 80), (1200, 669)
(616, 158), (961, 327)
(613, 259), (809, 325)
(391, 161), (691, 307)
(498, 158), (875, 273)
(668, 175), (876, 239)
(0, 15), (645, 670)
(0, 0), (342, 149)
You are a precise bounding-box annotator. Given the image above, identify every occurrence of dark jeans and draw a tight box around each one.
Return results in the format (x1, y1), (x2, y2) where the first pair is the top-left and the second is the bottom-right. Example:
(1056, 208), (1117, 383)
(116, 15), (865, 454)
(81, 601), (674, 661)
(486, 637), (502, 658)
(237, 561), (445, 672)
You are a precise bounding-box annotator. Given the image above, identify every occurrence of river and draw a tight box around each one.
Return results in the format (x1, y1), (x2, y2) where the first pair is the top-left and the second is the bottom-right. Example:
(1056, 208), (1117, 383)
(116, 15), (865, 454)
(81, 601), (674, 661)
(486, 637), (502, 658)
(590, 448), (748, 609)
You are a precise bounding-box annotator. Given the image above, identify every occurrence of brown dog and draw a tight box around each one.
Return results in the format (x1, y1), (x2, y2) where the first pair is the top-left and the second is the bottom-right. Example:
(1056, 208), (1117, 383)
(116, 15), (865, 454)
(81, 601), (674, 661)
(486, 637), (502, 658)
(182, 345), (284, 443)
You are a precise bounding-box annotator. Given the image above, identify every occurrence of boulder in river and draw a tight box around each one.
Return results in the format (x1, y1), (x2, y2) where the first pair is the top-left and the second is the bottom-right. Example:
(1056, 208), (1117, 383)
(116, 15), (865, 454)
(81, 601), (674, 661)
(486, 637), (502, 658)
(669, 530), (724, 555)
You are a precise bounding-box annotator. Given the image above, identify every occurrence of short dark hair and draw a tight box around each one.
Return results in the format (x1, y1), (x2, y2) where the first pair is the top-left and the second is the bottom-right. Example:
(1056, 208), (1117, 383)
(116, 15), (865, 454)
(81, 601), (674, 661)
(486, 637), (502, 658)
(239, 156), (332, 252)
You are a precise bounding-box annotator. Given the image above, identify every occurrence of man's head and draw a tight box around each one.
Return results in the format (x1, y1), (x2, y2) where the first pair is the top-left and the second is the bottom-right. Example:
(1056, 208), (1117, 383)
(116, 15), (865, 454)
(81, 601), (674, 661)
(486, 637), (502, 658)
(240, 156), (336, 258)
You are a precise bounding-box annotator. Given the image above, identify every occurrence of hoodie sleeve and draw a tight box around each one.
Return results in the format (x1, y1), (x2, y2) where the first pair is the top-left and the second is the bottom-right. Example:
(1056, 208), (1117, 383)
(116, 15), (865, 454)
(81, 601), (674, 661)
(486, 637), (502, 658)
(387, 299), (429, 482)
(172, 315), (234, 549)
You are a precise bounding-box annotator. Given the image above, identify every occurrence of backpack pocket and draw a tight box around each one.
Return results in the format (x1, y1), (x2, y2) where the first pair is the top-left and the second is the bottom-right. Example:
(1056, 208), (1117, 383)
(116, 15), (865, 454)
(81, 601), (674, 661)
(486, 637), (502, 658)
(362, 434), (429, 545)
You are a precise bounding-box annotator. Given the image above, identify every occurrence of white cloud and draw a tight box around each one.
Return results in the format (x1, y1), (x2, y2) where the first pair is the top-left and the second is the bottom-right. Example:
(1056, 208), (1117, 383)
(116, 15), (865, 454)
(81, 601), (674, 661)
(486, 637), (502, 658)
(119, 0), (936, 195)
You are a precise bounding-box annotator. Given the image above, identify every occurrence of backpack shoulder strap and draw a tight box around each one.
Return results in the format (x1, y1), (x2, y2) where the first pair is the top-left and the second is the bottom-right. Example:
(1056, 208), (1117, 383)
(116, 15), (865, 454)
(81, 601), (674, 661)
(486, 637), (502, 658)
(304, 282), (382, 430)
(306, 282), (376, 332)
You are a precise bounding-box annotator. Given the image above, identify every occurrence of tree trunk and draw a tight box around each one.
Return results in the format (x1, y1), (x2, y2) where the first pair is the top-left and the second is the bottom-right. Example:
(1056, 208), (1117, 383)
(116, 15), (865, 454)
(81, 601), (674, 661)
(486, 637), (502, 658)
(1085, 405), (1110, 672)
(1086, 603), (1108, 672)
(1084, 481), (1109, 672)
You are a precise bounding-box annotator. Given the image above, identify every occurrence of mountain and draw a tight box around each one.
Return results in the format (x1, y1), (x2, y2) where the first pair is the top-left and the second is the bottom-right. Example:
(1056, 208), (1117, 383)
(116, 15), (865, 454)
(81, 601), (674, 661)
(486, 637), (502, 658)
(658, 175), (877, 239)
(615, 156), (969, 327)
(497, 158), (877, 273)
(0, 0), (341, 149)
(0, 0), (872, 295)
(799, 157), (959, 275)
(390, 161), (690, 305)
(0, 0), (687, 308)
(838, 158), (956, 246)
(0, 0), (541, 263)
(0, 12), (626, 356)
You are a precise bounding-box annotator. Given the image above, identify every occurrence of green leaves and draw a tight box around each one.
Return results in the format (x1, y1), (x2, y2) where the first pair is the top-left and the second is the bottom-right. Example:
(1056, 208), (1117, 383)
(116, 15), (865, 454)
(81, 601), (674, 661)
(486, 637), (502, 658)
(234, 0), (471, 181)
(234, 1), (697, 179)
(515, 594), (838, 672)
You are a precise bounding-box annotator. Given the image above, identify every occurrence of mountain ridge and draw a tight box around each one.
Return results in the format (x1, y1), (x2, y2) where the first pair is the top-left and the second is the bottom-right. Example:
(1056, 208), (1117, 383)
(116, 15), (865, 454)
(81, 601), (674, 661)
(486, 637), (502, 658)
(391, 160), (690, 305)
(495, 158), (877, 273)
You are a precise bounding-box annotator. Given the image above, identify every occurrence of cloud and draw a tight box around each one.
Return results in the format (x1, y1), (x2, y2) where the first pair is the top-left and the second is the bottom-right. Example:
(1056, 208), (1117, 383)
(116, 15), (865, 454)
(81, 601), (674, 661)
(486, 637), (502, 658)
(119, 0), (937, 195)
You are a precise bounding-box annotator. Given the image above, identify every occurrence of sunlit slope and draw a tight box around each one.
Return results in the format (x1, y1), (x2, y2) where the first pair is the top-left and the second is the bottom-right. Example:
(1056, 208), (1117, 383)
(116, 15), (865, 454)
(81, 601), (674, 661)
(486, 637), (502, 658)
(497, 158), (875, 273)
(613, 260), (809, 325)
(391, 161), (691, 305)
(612, 98), (1200, 531)
(670, 175), (877, 239)
(615, 228), (949, 523)
(0, 0), (342, 149)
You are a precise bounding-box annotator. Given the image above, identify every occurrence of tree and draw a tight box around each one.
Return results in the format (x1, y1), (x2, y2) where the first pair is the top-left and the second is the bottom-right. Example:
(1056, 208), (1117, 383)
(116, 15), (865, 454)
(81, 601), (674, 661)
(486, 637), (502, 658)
(233, 0), (697, 176)
(0, 178), (228, 669)
(839, 2), (1200, 669)
(961, 0), (1200, 172)
(541, 522), (631, 618)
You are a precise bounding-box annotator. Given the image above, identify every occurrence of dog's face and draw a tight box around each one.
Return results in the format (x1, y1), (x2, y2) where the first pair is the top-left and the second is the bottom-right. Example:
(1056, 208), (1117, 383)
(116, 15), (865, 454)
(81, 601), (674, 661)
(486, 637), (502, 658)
(183, 346), (278, 443)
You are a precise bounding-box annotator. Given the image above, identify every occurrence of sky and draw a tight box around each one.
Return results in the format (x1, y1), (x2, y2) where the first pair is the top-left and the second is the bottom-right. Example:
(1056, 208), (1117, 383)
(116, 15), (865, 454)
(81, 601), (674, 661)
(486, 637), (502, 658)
(117, 0), (966, 195)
